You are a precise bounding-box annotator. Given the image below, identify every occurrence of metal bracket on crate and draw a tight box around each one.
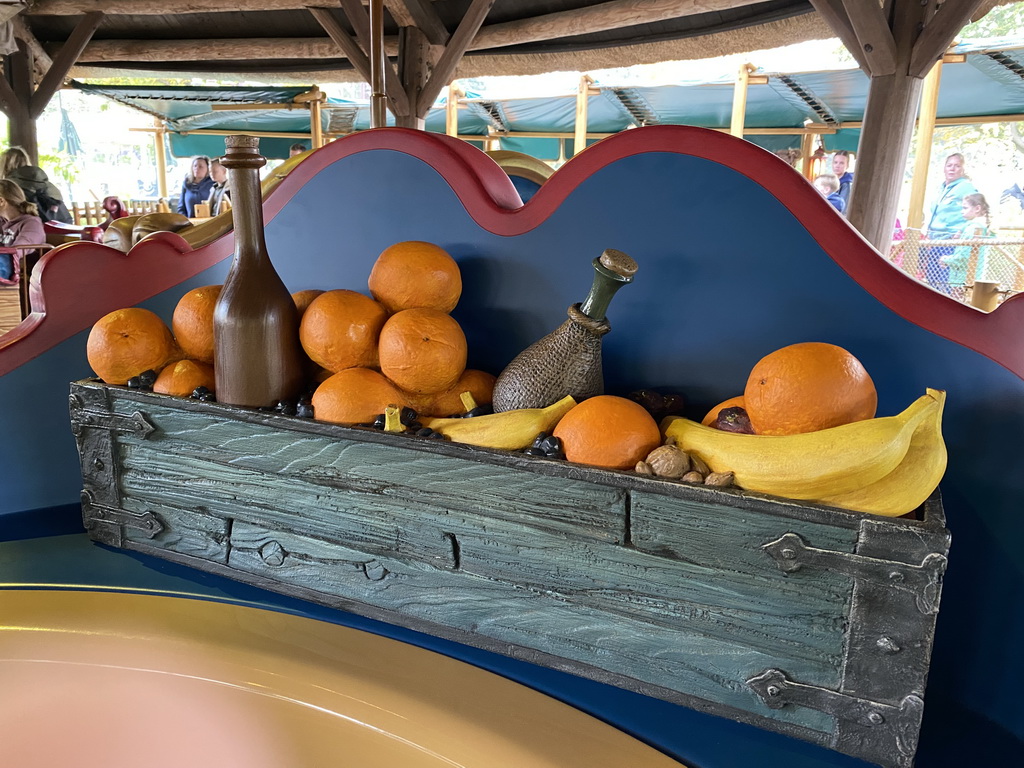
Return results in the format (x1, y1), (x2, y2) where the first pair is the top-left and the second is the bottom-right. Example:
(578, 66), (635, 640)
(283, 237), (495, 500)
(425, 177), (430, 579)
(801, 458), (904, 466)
(68, 398), (156, 439)
(762, 532), (947, 614)
(81, 492), (164, 539)
(747, 668), (923, 764)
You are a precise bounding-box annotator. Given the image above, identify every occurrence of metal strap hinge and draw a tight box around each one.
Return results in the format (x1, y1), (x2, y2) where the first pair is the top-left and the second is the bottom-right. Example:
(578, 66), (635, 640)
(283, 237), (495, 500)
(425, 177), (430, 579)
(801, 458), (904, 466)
(748, 669), (923, 761)
(82, 493), (164, 538)
(762, 532), (947, 614)
(69, 409), (155, 438)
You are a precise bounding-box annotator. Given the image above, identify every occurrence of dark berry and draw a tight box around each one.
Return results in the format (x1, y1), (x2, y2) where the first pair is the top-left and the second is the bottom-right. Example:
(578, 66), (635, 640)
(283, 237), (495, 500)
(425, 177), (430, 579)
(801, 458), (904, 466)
(415, 427), (434, 437)
(298, 391), (313, 405)
(126, 376), (144, 389)
(428, 431), (448, 440)
(192, 385), (211, 399)
(540, 435), (564, 454)
(407, 420), (422, 430)
(372, 414), (386, 430)
(275, 400), (297, 417)
(531, 432), (550, 449)
(138, 369), (158, 388)
(400, 407), (418, 425)
(713, 406), (755, 434)
(296, 403), (314, 418)
(465, 405), (494, 417)
(523, 447), (546, 457)
(199, 392), (216, 402)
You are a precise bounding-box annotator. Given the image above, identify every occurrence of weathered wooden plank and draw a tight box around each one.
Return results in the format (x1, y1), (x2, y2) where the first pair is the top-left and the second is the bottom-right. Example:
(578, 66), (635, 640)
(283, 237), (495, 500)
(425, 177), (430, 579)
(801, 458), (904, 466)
(226, 520), (836, 735)
(122, 498), (229, 562)
(116, 440), (848, 671)
(117, 400), (628, 542)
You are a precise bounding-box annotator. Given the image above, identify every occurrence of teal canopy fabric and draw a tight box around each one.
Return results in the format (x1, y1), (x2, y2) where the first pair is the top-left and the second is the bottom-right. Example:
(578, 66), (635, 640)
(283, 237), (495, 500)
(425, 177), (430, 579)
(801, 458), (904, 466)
(72, 37), (1024, 161)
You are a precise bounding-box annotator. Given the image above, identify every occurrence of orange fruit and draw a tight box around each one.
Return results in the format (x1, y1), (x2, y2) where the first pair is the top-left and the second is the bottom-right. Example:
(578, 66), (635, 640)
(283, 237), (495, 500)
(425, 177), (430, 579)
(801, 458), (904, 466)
(701, 395), (746, 426)
(87, 307), (180, 385)
(299, 289), (389, 373)
(312, 367), (407, 425)
(425, 368), (497, 416)
(292, 289), (325, 318)
(171, 284), (222, 364)
(153, 359), (216, 397)
(553, 395), (661, 470)
(378, 308), (467, 395)
(743, 342), (877, 436)
(368, 241), (462, 314)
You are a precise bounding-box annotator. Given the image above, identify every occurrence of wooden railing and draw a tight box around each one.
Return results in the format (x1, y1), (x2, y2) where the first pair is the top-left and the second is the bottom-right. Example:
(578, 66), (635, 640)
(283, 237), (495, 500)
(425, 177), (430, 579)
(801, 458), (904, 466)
(70, 199), (170, 226)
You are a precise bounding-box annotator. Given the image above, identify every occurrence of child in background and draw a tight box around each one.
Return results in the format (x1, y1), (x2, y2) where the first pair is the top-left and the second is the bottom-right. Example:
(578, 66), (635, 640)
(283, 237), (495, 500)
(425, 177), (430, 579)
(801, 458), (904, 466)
(942, 193), (993, 298)
(813, 173), (846, 214)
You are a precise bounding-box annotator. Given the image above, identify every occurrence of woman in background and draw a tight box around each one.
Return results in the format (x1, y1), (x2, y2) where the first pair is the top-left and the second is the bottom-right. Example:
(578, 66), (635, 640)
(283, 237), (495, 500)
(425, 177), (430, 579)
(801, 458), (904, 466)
(176, 155), (214, 218)
(923, 153), (977, 292)
(0, 179), (46, 286)
(1, 146), (73, 224)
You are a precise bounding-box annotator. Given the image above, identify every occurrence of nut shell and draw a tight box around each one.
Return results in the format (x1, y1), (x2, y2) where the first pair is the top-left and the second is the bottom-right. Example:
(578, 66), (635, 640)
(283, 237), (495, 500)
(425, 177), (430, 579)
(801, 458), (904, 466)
(645, 444), (690, 478)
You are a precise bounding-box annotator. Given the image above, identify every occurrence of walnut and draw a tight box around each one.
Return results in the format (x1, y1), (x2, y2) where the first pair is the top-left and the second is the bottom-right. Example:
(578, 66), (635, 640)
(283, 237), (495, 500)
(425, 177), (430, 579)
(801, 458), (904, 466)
(681, 470), (705, 484)
(688, 452), (711, 477)
(635, 460), (654, 475)
(644, 444), (690, 478)
(705, 471), (736, 487)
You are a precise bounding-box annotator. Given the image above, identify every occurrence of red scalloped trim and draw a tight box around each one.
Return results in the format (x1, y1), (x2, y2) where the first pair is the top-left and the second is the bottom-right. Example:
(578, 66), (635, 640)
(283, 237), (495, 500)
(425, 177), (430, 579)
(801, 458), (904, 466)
(2, 125), (1022, 380)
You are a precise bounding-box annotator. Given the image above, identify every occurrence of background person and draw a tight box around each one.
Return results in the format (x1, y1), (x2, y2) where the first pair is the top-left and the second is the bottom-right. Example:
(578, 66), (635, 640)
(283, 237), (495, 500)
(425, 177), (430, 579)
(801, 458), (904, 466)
(942, 193), (994, 299)
(0, 179), (46, 286)
(99, 195), (130, 231)
(176, 155), (214, 218)
(923, 153), (978, 292)
(1, 146), (73, 224)
(289, 143), (308, 157)
(831, 150), (853, 209)
(205, 158), (231, 216)
(813, 173), (846, 214)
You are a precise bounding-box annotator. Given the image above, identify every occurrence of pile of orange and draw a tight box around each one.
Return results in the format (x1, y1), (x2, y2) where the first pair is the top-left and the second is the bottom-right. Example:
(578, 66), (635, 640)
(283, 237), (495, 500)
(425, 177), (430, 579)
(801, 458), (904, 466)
(303, 240), (494, 425)
(702, 342), (877, 435)
(85, 240), (495, 422)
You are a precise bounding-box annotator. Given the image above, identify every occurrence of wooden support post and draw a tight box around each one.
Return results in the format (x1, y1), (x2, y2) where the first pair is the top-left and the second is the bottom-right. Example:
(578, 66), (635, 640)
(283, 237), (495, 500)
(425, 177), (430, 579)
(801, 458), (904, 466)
(296, 86), (326, 148)
(846, 73), (924, 253)
(446, 83), (461, 137)
(906, 60), (943, 234)
(154, 120), (168, 200)
(397, 25), (432, 129)
(3, 41), (37, 160)
(730, 63), (752, 139)
(369, 0), (387, 128)
(574, 74), (594, 157)
(800, 132), (816, 179)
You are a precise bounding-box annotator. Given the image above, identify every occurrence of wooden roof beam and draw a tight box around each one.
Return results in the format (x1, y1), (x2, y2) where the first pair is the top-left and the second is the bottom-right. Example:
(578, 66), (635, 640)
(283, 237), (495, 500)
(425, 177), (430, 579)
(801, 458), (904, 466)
(30, 11), (104, 117)
(417, 0), (494, 116)
(338, 0), (411, 117)
(909, 0), (988, 77)
(10, 14), (52, 76)
(393, 0), (449, 46)
(72, 37), (371, 62)
(838, 0), (896, 76)
(806, 0), (871, 74)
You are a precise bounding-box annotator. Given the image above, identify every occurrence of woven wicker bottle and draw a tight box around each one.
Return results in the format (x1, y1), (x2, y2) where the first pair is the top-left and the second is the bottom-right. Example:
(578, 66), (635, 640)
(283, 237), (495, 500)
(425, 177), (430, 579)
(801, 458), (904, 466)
(492, 249), (638, 412)
(213, 135), (304, 407)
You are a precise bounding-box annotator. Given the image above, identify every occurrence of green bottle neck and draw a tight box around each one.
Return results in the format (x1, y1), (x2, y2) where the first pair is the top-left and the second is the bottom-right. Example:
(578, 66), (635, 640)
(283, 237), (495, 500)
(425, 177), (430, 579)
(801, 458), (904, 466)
(579, 257), (633, 321)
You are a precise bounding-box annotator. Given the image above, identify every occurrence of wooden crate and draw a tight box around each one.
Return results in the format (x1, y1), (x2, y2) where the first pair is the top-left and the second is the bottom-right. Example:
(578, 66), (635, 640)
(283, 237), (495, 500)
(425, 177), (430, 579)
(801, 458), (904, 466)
(71, 379), (950, 768)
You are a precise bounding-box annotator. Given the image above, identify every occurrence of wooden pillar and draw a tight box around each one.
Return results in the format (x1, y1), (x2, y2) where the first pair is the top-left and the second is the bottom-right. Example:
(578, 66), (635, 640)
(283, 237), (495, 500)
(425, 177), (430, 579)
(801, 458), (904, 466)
(846, 73), (924, 252)
(446, 83), (461, 137)
(906, 60), (944, 233)
(800, 133), (816, 179)
(397, 26), (432, 130)
(730, 63), (752, 139)
(5, 41), (37, 160)
(154, 120), (168, 199)
(574, 74), (594, 157)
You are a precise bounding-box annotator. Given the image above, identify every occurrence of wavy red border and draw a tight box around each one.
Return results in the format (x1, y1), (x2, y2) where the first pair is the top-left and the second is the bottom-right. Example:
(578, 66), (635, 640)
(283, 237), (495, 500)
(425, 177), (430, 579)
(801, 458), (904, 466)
(2, 126), (1021, 380)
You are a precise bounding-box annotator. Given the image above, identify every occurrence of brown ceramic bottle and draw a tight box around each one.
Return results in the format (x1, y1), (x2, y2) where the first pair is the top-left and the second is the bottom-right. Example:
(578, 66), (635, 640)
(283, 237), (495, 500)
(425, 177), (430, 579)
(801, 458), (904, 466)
(213, 135), (304, 407)
(492, 248), (638, 412)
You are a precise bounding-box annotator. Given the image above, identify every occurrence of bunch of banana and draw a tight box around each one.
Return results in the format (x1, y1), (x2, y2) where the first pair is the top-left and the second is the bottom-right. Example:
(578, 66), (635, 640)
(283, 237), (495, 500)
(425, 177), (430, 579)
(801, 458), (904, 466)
(419, 395), (577, 450)
(809, 388), (947, 517)
(661, 390), (943, 501)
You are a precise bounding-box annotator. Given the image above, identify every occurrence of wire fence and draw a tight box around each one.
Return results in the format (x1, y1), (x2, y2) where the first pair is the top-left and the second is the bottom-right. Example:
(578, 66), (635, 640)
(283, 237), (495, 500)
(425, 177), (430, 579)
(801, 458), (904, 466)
(889, 229), (1024, 307)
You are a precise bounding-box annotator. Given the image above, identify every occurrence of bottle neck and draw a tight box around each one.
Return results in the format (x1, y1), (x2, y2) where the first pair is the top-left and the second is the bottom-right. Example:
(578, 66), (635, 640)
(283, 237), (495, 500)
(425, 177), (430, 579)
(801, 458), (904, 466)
(229, 167), (270, 262)
(579, 257), (632, 321)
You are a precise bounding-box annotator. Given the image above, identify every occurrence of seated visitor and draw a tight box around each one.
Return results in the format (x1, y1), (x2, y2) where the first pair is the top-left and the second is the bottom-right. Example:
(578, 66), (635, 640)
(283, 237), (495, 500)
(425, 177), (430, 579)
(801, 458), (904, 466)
(1, 146), (73, 224)
(176, 156), (215, 218)
(205, 158), (231, 216)
(289, 143), (308, 157)
(831, 151), (854, 208)
(0, 179), (46, 285)
(813, 173), (846, 214)
(100, 196), (130, 231)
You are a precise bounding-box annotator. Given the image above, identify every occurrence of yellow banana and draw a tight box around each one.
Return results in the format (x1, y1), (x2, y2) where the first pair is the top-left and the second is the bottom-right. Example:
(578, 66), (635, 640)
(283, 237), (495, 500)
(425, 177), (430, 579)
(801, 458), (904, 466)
(810, 389), (947, 517)
(420, 395), (577, 450)
(661, 391), (941, 500)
